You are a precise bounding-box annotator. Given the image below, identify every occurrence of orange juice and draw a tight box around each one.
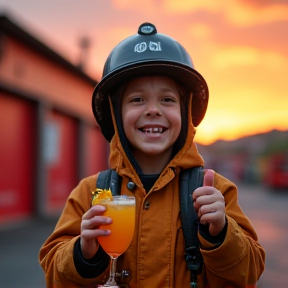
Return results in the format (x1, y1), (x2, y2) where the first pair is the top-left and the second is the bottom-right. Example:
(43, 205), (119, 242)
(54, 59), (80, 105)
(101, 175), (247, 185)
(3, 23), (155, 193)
(98, 196), (135, 257)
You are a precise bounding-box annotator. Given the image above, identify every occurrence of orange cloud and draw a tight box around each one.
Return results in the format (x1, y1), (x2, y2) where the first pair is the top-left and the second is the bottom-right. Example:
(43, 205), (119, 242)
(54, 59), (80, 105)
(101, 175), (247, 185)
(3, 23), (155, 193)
(209, 46), (288, 70)
(163, 0), (220, 13)
(188, 23), (212, 40)
(163, 0), (288, 26)
(226, 3), (288, 26)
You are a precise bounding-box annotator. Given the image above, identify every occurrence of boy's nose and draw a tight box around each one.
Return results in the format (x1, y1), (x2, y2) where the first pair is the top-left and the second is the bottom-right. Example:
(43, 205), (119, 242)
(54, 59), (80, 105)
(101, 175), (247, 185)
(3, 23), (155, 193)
(145, 102), (162, 116)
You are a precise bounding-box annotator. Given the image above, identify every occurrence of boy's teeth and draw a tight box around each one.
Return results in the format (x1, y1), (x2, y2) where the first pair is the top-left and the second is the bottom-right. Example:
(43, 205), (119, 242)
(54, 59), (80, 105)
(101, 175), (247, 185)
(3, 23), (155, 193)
(143, 127), (163, 133)
(154, 127), (163, 133)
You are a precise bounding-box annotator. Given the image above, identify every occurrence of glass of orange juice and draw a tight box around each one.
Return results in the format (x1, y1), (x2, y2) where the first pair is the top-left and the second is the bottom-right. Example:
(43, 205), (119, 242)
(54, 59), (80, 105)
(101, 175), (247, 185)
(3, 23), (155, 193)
(98, 195), (135, 287)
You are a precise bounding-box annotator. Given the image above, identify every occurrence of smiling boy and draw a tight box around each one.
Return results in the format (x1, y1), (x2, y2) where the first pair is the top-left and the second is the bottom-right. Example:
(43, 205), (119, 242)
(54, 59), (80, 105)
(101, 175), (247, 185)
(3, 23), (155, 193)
(121, 76), (182, 173)
(39, 23), (265, 288)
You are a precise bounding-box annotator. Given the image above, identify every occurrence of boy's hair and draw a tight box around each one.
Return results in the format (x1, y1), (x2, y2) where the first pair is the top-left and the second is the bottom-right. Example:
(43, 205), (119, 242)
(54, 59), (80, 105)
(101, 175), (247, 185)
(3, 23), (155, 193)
(92, 22), (209, 142)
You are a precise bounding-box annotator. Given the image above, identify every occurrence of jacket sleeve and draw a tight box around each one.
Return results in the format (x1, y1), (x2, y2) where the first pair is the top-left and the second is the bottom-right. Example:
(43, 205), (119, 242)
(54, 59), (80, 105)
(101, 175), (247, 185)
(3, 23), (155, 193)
(198, 173), (265, 288)
(39, 175), (109, 288)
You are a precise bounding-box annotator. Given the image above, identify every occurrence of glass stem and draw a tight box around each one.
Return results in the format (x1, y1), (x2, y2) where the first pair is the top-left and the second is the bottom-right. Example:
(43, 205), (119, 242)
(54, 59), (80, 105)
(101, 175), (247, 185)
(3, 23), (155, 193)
(105, 256), (118, 286)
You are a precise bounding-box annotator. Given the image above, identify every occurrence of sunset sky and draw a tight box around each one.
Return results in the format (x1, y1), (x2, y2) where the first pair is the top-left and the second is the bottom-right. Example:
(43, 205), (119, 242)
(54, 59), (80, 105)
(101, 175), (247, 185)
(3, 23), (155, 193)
(0, 0), (287, 144)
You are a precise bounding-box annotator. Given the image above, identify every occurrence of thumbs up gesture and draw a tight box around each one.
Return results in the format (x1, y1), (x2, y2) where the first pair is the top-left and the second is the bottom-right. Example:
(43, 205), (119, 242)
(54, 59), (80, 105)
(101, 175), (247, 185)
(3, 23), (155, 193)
(192, 170), (226, 237)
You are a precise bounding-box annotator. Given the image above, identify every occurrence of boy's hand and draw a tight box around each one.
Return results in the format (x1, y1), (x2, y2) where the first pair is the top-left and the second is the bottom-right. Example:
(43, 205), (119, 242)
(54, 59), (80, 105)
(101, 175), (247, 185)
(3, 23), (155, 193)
(193, 170), (226, 236)
(80, 205), (112, 259)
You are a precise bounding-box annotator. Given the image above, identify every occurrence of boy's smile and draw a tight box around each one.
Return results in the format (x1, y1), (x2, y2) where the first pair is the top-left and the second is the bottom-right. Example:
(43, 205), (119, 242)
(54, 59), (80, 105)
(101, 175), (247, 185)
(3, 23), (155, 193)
(121, 76), (182, 172)
(138, 126), (166, 134)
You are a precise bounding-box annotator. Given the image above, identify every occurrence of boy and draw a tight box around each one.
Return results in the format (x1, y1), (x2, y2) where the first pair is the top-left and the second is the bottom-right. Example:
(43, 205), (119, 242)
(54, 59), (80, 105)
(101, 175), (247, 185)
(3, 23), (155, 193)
(39, 23), (265, 288)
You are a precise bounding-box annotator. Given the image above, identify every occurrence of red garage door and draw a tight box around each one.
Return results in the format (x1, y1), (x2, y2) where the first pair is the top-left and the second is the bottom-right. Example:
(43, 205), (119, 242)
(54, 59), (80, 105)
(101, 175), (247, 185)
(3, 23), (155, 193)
(0, 94), (37, 224)
(83, 125), (109, 177)
(44, 110), (78, 215)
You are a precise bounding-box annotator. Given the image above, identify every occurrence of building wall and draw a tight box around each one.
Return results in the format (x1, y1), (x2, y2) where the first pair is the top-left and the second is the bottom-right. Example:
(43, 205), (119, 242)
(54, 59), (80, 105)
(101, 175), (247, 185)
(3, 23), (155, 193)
(0, 36), (95, 122)
(0, 18), (109, 225)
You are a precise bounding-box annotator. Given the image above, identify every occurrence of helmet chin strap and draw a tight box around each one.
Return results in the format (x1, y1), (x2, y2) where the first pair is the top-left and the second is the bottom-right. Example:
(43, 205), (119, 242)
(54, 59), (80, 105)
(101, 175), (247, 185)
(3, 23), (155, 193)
(110, 92), (143, 175)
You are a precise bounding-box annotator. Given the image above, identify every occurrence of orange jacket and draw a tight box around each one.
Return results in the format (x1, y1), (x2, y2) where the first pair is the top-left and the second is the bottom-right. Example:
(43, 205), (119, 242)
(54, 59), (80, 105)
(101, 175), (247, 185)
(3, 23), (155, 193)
(39, 99), (265, 288)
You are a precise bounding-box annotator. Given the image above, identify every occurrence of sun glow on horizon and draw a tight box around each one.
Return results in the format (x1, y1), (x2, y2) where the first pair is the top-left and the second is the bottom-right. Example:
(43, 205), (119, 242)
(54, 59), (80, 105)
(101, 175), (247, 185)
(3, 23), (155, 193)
(195, 109), (288, 145)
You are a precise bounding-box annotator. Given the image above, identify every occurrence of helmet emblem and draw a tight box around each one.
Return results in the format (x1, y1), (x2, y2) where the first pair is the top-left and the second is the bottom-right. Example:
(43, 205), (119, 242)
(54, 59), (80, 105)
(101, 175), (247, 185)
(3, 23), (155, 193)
(134, 42), (147, 53)
(149, 41), (162, 51)
(134, 41), (162, 53)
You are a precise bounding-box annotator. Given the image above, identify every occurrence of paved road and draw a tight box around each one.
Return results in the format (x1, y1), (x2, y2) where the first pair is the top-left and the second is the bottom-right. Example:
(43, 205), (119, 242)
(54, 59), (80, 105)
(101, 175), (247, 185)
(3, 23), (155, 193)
(237, 183), (288, 288)
(0, 183), (287, 288)
(0, 218), (57, 288)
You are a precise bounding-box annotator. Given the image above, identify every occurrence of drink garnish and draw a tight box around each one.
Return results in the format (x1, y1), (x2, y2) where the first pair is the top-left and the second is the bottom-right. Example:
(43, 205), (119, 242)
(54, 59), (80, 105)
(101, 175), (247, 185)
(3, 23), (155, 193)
(91, 188), (112, 205)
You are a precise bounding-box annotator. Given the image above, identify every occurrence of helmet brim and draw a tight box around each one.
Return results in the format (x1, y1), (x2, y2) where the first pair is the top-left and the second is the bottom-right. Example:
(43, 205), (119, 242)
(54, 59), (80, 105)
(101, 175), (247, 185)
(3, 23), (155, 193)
(92, 61), (209, 142)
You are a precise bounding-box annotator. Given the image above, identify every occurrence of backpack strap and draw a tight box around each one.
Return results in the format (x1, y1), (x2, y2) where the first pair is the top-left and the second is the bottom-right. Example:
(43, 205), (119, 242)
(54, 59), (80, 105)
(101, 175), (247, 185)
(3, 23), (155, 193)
(96, 169), (122, 196)
(180, 166), (204, 288)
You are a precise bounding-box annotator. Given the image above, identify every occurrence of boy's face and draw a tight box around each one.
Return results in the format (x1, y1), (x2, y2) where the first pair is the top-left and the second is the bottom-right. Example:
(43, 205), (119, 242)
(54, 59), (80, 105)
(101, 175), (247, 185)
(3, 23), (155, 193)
(121, 75), (181, 162)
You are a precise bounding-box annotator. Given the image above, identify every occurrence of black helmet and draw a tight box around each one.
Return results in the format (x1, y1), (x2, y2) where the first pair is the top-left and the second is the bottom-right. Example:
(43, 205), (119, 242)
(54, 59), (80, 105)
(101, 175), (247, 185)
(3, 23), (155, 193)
(92, 22), (209, 142)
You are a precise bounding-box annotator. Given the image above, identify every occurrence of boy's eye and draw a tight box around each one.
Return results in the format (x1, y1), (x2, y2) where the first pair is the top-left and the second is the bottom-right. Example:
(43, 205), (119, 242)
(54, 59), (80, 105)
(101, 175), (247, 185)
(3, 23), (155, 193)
(130, 97), (143, 103)
(162, 97), (176, 102)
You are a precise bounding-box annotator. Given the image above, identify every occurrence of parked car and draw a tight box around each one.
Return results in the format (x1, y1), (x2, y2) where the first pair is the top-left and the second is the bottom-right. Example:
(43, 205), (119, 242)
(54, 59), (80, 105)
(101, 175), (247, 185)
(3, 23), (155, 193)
(264, 154), (288, 191)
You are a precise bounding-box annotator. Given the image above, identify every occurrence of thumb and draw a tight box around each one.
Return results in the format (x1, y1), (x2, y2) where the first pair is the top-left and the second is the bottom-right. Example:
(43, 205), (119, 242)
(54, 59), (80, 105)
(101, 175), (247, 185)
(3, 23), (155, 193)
(203, 169), (215, 187)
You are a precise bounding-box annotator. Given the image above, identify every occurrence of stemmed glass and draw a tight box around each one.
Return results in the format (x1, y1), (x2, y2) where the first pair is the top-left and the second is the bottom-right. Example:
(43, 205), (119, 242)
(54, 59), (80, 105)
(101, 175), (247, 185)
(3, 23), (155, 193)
(97, 195), (136, 287)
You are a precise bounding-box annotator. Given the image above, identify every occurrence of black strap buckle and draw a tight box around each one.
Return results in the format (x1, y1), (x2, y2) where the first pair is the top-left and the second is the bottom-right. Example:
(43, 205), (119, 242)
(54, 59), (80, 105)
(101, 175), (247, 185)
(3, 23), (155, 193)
(185, 246), (203, 274)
